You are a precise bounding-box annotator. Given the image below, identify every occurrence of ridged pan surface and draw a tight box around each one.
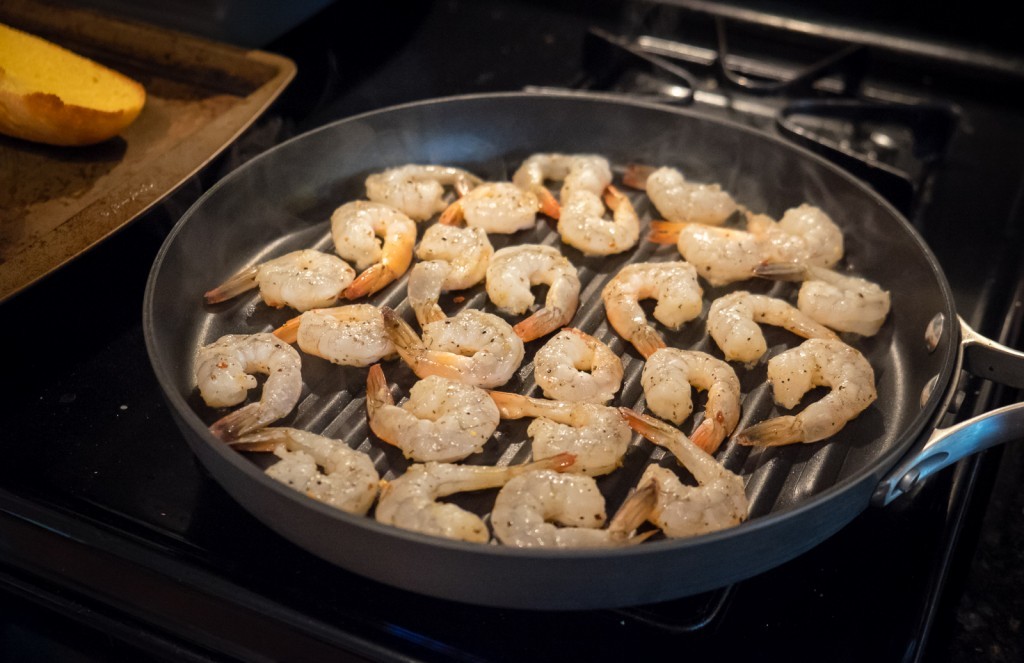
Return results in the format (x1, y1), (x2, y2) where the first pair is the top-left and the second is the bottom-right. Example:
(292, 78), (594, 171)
(144, 93), (958, 610)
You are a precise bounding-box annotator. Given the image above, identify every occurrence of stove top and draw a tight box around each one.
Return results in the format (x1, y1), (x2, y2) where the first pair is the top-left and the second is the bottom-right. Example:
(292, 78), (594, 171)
(3, 1), (1023, 661)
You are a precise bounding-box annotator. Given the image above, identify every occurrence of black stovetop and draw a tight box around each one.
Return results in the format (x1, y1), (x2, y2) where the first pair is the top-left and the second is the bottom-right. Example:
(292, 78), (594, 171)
(3, 2), (1023, 661)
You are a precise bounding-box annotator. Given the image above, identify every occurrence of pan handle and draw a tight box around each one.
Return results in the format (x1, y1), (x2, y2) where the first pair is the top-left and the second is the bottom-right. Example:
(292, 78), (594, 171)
(873, 316), (1024, 506)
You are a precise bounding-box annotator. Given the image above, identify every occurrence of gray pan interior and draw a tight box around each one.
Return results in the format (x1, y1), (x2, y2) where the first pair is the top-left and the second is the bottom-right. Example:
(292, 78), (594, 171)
(143, 93), (959, 610)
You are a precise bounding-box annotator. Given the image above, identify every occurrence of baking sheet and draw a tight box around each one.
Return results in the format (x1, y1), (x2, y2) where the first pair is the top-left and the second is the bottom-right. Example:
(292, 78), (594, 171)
(0, 0), (296, 302)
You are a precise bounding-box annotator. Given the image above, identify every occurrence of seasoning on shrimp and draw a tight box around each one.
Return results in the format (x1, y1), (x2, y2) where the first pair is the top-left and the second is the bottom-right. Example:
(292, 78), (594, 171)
(273, 304), (395, 367)
(203, 249), (355, 312)
(623, 163), (738, 226)
(485, 244), (581, 342)
(407, 223), (493, 327)
(557, 185), (640, 257)
(365, 164), (482, 222)
(439, 181), (540, 233)
(330, 201), (416, 300)
(511, 152), (612, 218)
(706, 291), (838, 364)
(533, 328), (624, 404)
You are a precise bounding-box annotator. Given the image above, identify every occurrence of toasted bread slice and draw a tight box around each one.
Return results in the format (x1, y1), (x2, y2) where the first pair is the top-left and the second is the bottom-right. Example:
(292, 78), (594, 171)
(0, 22), (146, 146)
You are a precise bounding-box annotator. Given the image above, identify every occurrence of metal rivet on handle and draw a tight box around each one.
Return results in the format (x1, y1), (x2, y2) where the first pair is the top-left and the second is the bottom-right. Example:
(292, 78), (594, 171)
(920, 374), (939, 407)
(925, 313), (945, 353)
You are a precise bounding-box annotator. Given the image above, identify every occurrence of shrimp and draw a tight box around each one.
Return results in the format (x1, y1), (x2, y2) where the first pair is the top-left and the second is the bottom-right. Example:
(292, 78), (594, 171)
(511, 153), (612, 218)
(381, 307), (525, 389)
(364, 164), (482, 222)
(407, 223), (493, 326)
(195, 333), (303, 441)
(273, 304), (395, 367)
(533, 328), (624, 404)
(641, 348), (741, 454)
(491, 470), (656, 548)
(487, 391), (633, 476)
(600, 261), (704, 358)
(557, 185), (640, 256)
(230, 427), (379, 516)
(736, 338), (877, 446)
(620, 408), (749, 537)
(623, 164), (737, 226)
(747, 204), (844, 269)
(754, 262), (891, 336)
(485, 244), (581, 342)
(438, 181), (540, 233)
(707, 291), (838, 364)
(365, 364), (500, 462)
(374, 453), (575, 543)
(329, 201), (416, 300)
(203, 249), (355, 312)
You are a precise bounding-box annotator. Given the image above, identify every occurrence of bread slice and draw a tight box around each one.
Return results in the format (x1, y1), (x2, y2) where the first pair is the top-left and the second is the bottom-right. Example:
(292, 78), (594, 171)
(0, 22), (146, 146)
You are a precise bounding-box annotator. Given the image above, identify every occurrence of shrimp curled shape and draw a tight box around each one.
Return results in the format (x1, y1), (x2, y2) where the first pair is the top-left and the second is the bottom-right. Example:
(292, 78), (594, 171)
(195, 333), (303, 441)
(374, 454), (575, 543)
(485, 244), (581, 342)
(707, 291), (838, 364)
(511, 152), (612, 218)
(736, 338), (877, 446)
(439, 181), (540, 233)
(491, 470), (655, 548)
(273, 304), (395, 367)
(330, 201), (416, 300)
(641, 348), (741, 455)
(533, 328), (624, 404)
(407, 223), (493, 326)
(620, 408), (749, 538)
(601, 261), (704, 358)
(203, 249), (355, 312)
(231, 427), (379, 516)
(623, 164), (738, 226)
(557, 185), (640, 257)
(365, 364), (500, 462)
(365, 164), (482, 222)
(381, 307), (525, 389)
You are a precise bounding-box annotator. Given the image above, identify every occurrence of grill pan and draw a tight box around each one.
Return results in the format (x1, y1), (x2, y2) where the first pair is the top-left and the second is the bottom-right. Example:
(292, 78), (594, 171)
(143, 93), (1024, 609)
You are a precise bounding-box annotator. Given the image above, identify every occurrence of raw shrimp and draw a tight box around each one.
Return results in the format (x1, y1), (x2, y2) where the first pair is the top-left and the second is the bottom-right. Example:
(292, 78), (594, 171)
(557, 185), (640, 256)
(203, 249), (355, 312)
(273, 304), (395, 367)
(533, 328), (624, 404)
(407, 223), (493, 326)
(230, 427), (379, 516)
(487, 391), (633, 476)
(365, 164), (482, 222)
(485, 244), (581, 342)
(511, 153), (612, 218)
(623, 164), (737, 226)
(330, 201), (416, 299)
(195, 333), (303, 441)
(438, 181), (540, 233)
(374, 454), (575, 543)
(736, 338), (877, 446)
(707, 291), (838, 364)
(754, 262), (891, 336)
(641, 348), (741, 454)
(365, 364), (500, 462)
(620, 408), (749, 537)
(601, 261), (704, 358)
(491, 470), (655, 548)
(381, 307), (525, 388)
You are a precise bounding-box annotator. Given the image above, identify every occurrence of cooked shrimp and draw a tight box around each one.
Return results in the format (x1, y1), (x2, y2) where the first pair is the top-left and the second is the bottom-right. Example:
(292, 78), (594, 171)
(533, 328), (624, 404)
(381, 307), (525, 388)
(557, 185), (640, 256)
(273, 304), (395, 367)
(329, 201), (416, 299)
(736, 338), (877, 446)
(230, 427), (379, 516)
(511, 153), (612, 218)
(641, 348), (741, 454)
(374, 453), (575, 543)
(754, 262), (891, 336)
(623, 164), (737, 226)
(487, 391), (633, 476)
(491, 470), (655, 548)
(438, 181), (540, 233)
(365, 364), (500, 462)
(707, 291), (838, 364)
(365, 164), (482, 222)
(747, 204), (844, 269)
(407, 223), (493, 326)
(195, 333), (303, 441)
(601, 261), (703, 358)
(203, 249), (355, 312)
(620, 408), (749, 537)
(485, 244), (581, 342)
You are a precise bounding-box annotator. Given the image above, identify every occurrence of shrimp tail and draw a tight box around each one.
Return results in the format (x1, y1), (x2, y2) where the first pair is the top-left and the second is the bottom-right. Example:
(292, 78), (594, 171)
(735, 416), (804, 446)
(273, 315), (302, 343)
(619, 407), (677, 447)
(513, 307), (569, 342)
(438, 199), (464, 226)
(607, 481), (658, 544)
(209, 403), (264, 441)
(519, 452), (577, 474)
(534, 186), (561, 219)
(690, 412), (727, 455)
(631, 325), (667, 359)
(365, 363), (395, 416)
(602, 184), (628, 211)
(344, 263), (399, 300)
(648, 220), (686, 245)
(621, 163), (654, 190)
(204, 265), (259, 304)
(752, 261), (810, 282)
(487, 390), (531, 419)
